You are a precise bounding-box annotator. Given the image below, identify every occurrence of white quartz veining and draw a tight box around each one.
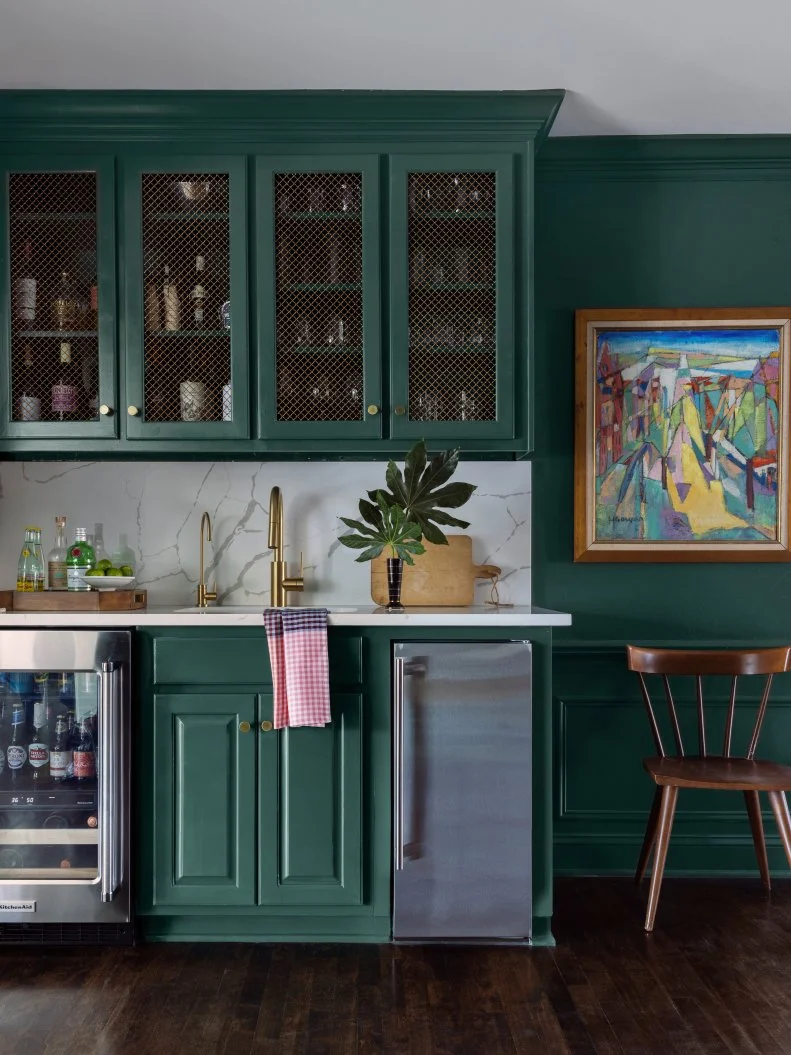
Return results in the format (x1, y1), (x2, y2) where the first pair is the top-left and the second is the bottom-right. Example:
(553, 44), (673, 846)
(0, 460), (531, 608)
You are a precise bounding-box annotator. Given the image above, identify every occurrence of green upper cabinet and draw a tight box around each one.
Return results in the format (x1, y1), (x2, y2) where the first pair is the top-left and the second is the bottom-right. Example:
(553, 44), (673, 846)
(123, 156), (250, 440)
(255, 156), (382, 440)
(0, 155), (118, 440)
(389, 153), (516, 442)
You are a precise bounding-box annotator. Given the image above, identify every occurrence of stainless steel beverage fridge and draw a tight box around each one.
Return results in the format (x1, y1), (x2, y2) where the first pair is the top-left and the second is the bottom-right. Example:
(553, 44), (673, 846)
(0, 630), (131, 943)
(392, 641), (532, 943)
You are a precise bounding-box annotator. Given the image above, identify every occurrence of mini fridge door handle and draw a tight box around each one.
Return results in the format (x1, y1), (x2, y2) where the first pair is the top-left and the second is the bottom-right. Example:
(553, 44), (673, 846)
(99, 662), (120, 903)
(393, 656), (405, 872)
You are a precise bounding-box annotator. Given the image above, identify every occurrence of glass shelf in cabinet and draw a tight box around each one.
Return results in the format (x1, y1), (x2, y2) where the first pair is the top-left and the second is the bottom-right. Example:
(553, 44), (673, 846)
(147, 211), (229, 221)
(284, 283), (362, 292)
(410, 210), (495, 220)
(284, 211), (362, 221)
(283, 344), (362, 354)
(12, 212), (97, 222)
(145, 329), (230, 337)
(410, 283), (495, 292)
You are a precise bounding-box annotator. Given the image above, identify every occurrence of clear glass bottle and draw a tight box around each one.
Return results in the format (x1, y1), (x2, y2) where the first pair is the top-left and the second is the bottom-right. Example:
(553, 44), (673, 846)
(92, 522), (107, 565)
(190, 255), (207, 328)
(17, 527), (44, 592)
(31, 528), (45, 591)
(14, 239), (36, 327)
(47, 516), (68, 590)
(17, 344), (41, 422)
(110, 533), (136, 575)
(52, 341), (81, 421)
(52, 270), (76, 331)
(66, 528), (95, 592)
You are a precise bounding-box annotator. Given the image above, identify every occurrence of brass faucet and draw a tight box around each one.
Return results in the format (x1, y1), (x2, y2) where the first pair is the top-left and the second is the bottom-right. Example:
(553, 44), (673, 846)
(268, 486), (304, 607)
(196, 511), (217, 608)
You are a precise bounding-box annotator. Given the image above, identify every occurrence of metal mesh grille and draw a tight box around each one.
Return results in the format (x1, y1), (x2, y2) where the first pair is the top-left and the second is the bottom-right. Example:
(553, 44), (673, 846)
(9, 171), (99, 423)
(0, 922), (134, 946)
(274, 173), (364, 421)
(407, 171), (497, 422)
(141, 173), (231, 423)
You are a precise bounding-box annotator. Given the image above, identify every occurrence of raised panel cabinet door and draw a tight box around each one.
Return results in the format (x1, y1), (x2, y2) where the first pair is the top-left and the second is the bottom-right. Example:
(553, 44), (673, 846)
(123, 157), (249, 440)
(256, 156), (382, 441)
(153, 693), (256, 908)
(258, 692), (363, 906)
(389, 153), (516, 441)
(0, 156), (118, 440)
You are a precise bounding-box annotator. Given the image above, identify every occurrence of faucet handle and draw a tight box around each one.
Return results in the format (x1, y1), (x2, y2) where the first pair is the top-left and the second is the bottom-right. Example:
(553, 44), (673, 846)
(283, 552), (305, 594)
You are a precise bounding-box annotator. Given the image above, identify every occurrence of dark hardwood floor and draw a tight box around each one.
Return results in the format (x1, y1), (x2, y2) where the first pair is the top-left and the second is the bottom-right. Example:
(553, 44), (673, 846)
(1, 878), (791, 1053)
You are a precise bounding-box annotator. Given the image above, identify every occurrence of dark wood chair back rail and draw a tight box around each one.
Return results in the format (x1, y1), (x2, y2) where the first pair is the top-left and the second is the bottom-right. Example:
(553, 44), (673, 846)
(625, 644), (791, 932)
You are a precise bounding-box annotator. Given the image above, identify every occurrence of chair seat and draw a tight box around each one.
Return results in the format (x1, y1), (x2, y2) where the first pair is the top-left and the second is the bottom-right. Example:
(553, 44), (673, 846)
(644, 755), (791, 791)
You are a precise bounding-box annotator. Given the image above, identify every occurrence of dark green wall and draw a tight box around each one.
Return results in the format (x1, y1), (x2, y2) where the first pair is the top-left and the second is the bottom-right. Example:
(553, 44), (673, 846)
(533, 136), (791, 875)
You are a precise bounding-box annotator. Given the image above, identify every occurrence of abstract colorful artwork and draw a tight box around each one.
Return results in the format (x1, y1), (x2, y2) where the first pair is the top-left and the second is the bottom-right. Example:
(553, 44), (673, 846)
(575, 310), (791, 561)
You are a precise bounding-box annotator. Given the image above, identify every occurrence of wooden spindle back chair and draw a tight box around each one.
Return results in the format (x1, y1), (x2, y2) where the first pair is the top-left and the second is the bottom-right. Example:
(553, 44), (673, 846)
(626, 644), (791, 931)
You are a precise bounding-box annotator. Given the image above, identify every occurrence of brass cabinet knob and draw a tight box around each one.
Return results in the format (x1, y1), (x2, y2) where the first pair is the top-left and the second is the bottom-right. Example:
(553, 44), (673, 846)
(239, 720), (251, 734)
(260, 720), (273, 733)
(366, 404), (379, 416)
(394, 405), (406, 416)
(127, 406), (140, 417)
(99, 404), (112, 416)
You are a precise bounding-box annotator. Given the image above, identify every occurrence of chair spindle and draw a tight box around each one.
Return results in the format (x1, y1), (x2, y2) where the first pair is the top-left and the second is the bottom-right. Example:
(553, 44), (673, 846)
(662, 675), (684, 756)
(747, 675), (774, 760)
(637, 673), (665, 757)
(723, 675), (738, 757)
(696, 675), (706, 757)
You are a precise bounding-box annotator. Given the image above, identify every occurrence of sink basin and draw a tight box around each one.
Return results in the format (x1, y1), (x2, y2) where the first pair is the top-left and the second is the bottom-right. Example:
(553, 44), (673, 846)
(175, 605), (365, 615)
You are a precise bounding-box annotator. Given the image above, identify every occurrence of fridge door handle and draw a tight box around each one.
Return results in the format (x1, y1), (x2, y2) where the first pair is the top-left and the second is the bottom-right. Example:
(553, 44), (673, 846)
(99, 662), (120, 903)
(393, 656), (405, 872)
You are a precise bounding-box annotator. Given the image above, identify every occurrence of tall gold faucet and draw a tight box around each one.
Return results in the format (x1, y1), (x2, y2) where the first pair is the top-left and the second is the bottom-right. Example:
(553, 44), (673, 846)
(197, 511), (217, 608)
(268, 486), (304, 607)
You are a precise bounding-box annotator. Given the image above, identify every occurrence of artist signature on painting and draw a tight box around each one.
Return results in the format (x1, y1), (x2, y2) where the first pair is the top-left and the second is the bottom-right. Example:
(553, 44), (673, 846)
(612, 516), (640, 525)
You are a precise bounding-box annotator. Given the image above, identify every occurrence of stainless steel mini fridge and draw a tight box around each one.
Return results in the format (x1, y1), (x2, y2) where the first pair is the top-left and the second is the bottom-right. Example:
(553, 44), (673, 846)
(392, 641), (532, 942)
(0, 630), (131, 943)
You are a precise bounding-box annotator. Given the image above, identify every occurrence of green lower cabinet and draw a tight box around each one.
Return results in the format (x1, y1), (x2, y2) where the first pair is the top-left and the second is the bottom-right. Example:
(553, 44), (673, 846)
(153, 693), (257, 908)
(258, 692), (363, 906)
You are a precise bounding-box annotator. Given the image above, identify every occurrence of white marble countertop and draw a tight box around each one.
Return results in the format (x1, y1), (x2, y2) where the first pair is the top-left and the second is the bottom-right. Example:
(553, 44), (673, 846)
(0, 604), (571, 628)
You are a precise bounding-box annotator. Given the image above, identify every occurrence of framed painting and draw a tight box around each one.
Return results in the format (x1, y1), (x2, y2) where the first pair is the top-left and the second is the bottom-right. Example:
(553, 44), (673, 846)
(574, 308), (791, 562)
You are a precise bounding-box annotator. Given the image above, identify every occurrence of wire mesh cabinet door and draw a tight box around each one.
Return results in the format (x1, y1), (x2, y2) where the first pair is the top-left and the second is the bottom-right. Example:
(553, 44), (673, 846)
(389, 153), (517, 442)
(123, 156), (249, 440)
(0, 156), (118, 441)
(256, 156), (382, 441)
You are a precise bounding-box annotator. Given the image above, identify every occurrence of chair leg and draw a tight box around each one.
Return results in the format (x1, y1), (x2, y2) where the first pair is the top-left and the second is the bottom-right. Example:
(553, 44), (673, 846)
(644, 785), (678, 933)
(635, 787), (662, 885)
(744, 791), (771, 891)
(768, 790), (791, 870)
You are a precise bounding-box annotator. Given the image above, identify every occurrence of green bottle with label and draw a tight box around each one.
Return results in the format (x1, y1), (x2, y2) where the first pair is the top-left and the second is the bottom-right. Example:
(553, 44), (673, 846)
(66, 528), (95, 592)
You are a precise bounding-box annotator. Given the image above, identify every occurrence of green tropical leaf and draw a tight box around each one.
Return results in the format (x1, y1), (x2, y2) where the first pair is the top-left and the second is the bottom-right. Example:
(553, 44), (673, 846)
(358, 498), (383, 529)
(354, 544), (386, 563)
(339, 517), (378, 537)
(339, 533), (376, 550)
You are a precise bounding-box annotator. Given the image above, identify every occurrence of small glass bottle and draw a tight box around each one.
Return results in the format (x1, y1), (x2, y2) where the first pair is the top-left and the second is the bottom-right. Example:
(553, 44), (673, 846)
(51, 270), (76, 331)
(16, 527), (44, 592)
(73, 719), (96, 783)
(66, 528), (95, 592)
(50, 714), (71, 783)
(92, 523), (107, 565)
(47, 516), (68, 590)
(31, 528), (45, 591)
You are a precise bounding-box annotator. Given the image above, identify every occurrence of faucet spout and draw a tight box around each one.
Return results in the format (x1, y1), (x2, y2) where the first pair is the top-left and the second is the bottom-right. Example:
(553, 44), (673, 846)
(268, 486), (304, 607)
(197, 511), (217, 608)
(268, 486), (283, 557)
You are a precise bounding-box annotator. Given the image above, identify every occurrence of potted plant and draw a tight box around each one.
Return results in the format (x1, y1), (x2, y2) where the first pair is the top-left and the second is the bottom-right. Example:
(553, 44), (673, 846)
(339, 441), (476, 610)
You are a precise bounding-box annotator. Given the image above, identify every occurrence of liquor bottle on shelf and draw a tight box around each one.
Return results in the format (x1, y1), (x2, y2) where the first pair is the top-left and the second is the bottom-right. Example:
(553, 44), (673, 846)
(14, 240), (37, 327)
(51, 270), (77, 331)
(162, 264), (181, 331)
(49, 714), (71, 784)
(190, 255), (207, 328)
(47, 516), (68, 590)
(28, 693), (50, 783)
(66, 528), (95, 592)
(6, 701), (27, 785)
(51, 341), (81, 421)
(32, 528), (45, 590)
(17, 527), (44, 593)
(73, 719), (96, 783)
(17, 344), (41, 422)
(92, 523), (107, 565)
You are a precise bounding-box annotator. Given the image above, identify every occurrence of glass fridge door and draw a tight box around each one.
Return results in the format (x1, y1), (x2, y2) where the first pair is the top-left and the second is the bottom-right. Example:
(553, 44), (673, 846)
(0, 670), (99, 880)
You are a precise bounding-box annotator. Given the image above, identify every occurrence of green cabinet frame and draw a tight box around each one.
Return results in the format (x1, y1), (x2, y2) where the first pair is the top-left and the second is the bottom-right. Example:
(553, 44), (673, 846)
(0, 154), (118, 441)
(255, 154), (383, 441)
(122, 155), (250, 441)
(388, 152), (517, 442)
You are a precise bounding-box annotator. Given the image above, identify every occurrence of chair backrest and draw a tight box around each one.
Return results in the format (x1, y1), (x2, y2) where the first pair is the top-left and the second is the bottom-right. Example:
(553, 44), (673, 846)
(626, 645), (791, 760)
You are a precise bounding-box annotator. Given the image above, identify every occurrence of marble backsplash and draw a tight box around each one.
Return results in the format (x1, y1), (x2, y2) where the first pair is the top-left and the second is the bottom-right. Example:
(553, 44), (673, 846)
(0, 460), (531, 607)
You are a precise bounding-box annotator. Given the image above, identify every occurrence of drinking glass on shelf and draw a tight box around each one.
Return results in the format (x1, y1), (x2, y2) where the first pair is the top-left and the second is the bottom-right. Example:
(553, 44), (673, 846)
(451, 175), (466, 212)
(458, 388), (478, 422)
(310, 375), (333, 416)
(468, 315), (491, 346)
(409, 184), (433, 212)
(325, 315), (346, 346)
(307, 185), (325, 213)
(293, 315), (312, 346)
(454, 246), (471, 283)
(431, 263), (445, 287)
(414, 390), (442, 421)
(338, 179), (361, 212)
(326, 235), (342, 283)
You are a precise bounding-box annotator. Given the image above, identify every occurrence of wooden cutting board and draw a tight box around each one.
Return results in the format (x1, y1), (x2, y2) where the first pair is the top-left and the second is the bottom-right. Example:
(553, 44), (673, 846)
(370, 535), (499, 607)
(4, 589), (147, 612)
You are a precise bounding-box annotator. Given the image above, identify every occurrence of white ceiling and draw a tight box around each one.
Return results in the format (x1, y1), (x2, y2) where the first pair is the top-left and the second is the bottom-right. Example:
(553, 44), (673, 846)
(1, 0), (788, 136)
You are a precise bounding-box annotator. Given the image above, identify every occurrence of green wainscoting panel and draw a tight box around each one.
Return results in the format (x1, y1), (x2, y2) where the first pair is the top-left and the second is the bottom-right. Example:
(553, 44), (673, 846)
(258, 691), (363, 906)
(153, 692), (257, 908)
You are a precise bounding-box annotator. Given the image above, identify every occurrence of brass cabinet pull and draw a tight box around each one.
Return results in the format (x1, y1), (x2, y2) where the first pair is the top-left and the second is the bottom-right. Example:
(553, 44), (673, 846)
(99, 404), (113, 416)
(260, 720), (273, 733)
(127, 406), (140, 417)
(394, 405), (406, 416)
(366, 404), (379, 416)
(239, 720), (251, 734)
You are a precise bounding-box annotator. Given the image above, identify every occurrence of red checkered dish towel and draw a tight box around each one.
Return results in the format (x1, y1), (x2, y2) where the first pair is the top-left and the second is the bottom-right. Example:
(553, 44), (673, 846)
(263, 608), (331, 729)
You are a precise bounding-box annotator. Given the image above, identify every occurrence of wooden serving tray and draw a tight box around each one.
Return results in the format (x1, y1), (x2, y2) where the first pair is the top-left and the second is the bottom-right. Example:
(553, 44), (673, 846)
(1, 589), (147, 612)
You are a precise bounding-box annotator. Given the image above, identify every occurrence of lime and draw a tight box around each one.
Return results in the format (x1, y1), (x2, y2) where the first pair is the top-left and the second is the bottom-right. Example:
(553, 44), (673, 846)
(85, 568), (103, 577)
(106, 568), (123, 577)
(97, 558), (112, 571)
(120, 565), (134, 577)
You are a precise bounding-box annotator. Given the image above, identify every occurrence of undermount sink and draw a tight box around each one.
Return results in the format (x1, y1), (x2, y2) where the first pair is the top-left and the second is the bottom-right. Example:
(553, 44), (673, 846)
(175, 605), (364, 615)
